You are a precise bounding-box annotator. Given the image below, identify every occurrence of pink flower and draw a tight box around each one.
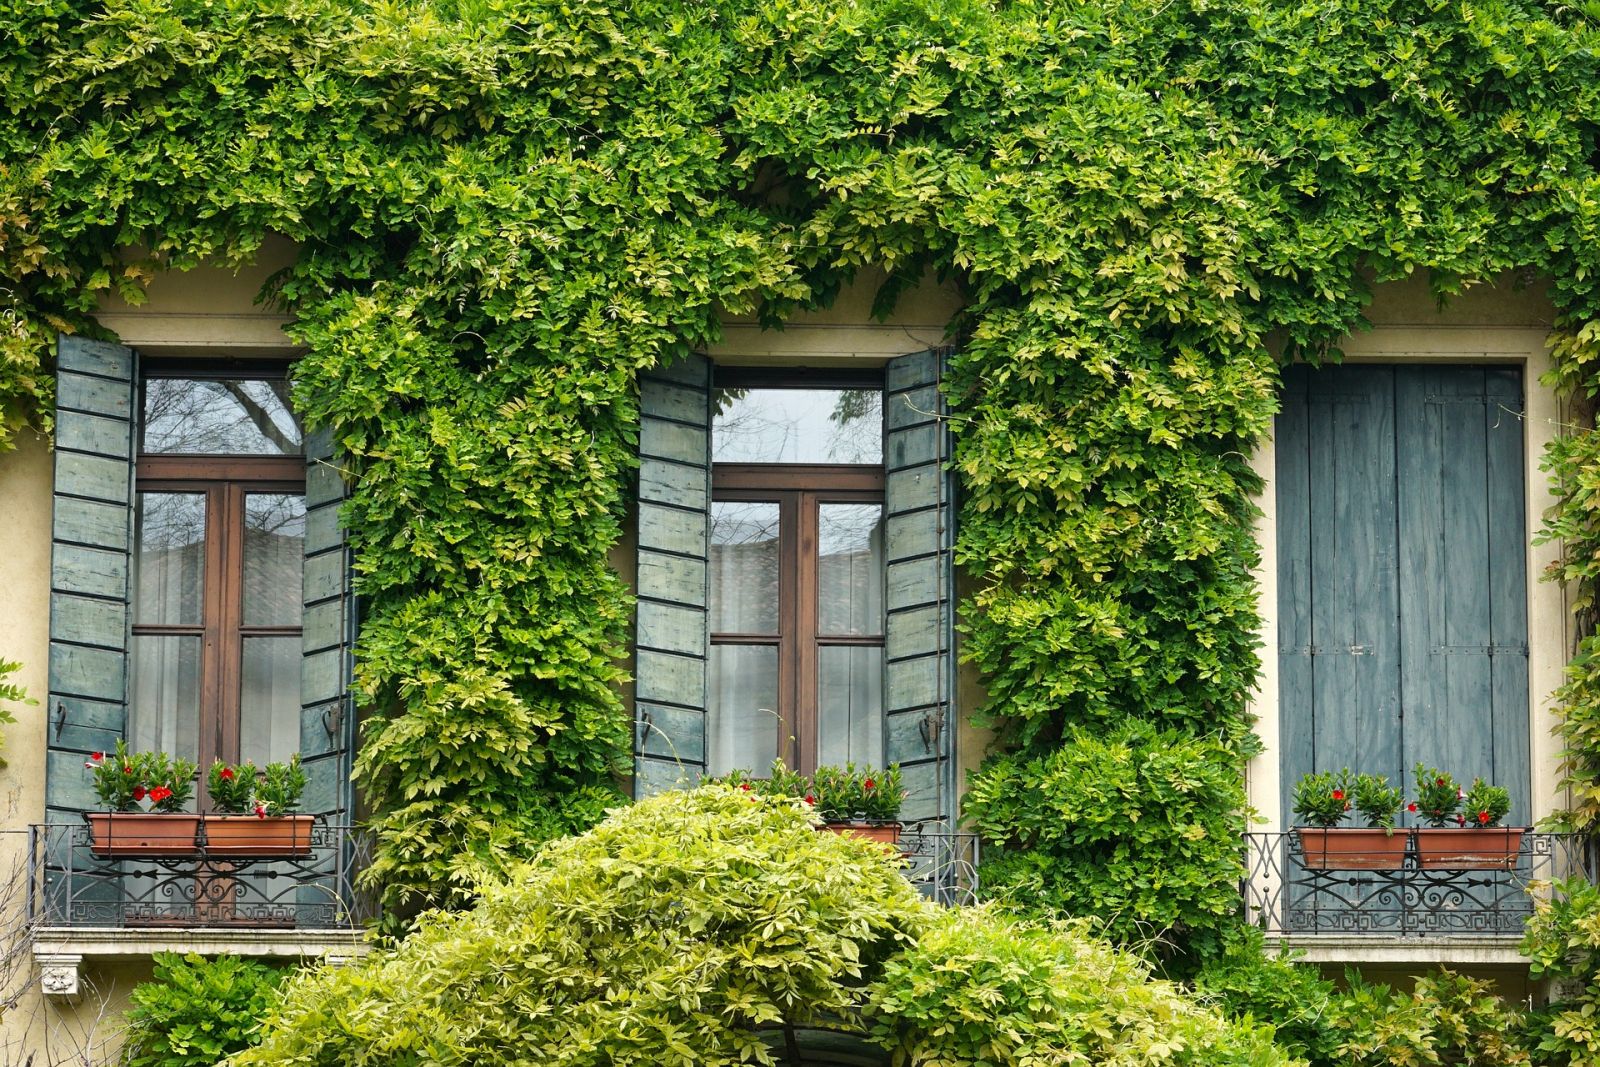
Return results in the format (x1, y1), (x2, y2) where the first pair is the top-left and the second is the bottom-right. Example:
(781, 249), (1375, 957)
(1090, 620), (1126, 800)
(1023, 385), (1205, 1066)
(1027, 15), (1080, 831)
(1456, 814), (1467, 827)
(1456, 788), (1466, 800)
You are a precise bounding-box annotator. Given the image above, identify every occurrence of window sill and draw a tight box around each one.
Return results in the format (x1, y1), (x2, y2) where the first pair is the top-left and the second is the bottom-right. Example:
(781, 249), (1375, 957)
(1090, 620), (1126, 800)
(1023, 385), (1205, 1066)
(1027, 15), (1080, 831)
(1270, 933), (1528, 966)
(33, 927), (368, 1000)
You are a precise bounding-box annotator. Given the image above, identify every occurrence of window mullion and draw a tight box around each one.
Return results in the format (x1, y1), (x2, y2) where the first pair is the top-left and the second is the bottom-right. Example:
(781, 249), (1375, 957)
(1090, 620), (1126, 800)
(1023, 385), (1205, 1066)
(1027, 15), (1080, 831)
(795, 491), (820, 775)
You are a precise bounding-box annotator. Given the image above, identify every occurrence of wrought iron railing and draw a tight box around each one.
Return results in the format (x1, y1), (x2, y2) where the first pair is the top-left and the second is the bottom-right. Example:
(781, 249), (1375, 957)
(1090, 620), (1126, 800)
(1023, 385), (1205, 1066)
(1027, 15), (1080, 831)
(896, 821), (980, 906)
(28, 821), (376, 930)
(1242, 830), (1597, 938)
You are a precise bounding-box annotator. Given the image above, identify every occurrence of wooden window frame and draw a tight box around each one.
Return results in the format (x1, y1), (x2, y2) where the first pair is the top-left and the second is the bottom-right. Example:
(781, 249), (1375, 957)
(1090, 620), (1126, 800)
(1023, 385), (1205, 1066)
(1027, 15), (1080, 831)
(711, 465), (885, 775)
(132, 369), (305, 802)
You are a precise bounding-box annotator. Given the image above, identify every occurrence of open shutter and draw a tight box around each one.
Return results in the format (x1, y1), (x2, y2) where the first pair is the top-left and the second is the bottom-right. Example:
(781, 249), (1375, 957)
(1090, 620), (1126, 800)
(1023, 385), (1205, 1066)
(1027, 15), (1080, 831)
(300, 428), (356, 821)
(632, 354), (713, 796)
(882, 349), (956, 825)
(46, 336), (137, 824)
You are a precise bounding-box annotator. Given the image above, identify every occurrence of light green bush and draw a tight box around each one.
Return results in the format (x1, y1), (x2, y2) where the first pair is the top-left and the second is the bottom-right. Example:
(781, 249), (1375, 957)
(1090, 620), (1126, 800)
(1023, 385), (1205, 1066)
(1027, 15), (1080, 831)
(236, 787), (1296, 1066)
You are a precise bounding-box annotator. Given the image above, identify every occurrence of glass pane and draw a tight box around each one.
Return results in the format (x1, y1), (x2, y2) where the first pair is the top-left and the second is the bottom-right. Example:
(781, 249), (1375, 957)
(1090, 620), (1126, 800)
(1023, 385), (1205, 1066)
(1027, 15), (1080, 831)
(818, 504), (884, 636)
(709, 502), (780, 634)
(141, 377), (302, 455)
(134, 492), (206, 625)
(243, 493), (306, 626)
(712, 388), (882, 464)
(707, 644), (779, 776)
(239, 637), (301, 766)
(816, 645), (884, 768)
(130, 635), (201, 764)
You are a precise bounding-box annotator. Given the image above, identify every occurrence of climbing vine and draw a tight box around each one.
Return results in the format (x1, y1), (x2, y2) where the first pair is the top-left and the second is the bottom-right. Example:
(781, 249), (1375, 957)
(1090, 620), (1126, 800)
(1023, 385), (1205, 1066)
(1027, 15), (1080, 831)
(3, 0), (1600, 945)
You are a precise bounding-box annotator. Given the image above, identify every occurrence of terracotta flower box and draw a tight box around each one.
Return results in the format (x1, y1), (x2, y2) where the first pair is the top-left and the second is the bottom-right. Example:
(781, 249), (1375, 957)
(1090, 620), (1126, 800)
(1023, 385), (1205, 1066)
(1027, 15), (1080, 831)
(1295, 827), (1409, 870)
(823, 821), (902, 846)
(201, 814), (316, 857)
(85, 812), (202, 857)
(1414, 827), (1524, 870)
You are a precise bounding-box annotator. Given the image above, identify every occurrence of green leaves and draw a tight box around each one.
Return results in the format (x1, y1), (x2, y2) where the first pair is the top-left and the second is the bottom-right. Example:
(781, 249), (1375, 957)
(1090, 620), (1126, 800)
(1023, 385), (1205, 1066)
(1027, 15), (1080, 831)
(123, 953), (290, 1067)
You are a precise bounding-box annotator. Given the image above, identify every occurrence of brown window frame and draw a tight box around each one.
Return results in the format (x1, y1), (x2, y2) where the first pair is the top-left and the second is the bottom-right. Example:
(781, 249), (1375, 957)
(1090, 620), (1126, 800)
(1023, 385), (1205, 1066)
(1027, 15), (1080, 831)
(132, 365), (305, 803)
(710, 463), (885, 775)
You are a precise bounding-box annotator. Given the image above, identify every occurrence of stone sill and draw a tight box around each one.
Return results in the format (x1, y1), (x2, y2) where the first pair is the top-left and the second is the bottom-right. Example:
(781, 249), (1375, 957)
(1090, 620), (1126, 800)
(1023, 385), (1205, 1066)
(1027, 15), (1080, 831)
(1271, 934), (1526, 966)
(33, 927), (369, 999)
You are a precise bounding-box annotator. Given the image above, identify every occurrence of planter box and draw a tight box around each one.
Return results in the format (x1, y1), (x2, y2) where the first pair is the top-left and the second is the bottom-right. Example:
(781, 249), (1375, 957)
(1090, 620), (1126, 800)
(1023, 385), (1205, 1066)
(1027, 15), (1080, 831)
(1295, 827), (1409, 870)
(1414, 827), (1525, 870)
(201, 814), (315, 857)
(823, 822), (902, 846)
(84, 813), (202, 857)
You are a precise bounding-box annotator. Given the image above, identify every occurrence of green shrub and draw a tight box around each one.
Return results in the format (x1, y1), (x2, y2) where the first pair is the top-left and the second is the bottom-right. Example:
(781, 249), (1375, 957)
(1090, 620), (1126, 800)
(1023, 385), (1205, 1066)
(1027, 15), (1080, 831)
(239, 786), (1294, 1066)
(121, 953), (290, 1067)
(1330, 970), (1531, 1066)
(964, 720), (1249, 955)
(865, 908), (1292, 1066)
(1193, 930), (1341, 1063)
(1520, 877), (1600, 1064)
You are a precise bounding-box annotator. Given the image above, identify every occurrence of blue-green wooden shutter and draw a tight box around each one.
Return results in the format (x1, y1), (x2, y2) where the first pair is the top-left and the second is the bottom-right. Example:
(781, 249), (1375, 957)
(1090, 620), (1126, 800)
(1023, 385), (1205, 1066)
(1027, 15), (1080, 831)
(1277, 364), (1529, 823)
(632, 354), (712, 795)
(301, 428), (357, 821)
(883, 349), (956, 825)
(46, 336), (137, 824)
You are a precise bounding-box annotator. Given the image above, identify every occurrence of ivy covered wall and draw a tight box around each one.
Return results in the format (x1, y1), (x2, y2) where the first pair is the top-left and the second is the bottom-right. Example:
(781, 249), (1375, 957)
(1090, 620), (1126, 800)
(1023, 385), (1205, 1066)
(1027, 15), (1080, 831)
(3, 0), (1600, 952)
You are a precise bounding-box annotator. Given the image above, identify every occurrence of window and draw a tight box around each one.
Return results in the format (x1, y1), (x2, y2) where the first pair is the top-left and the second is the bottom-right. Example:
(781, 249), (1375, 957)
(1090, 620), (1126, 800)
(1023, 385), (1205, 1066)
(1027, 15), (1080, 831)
(706, 377), (886, 775)
(129, 368), (305, 787)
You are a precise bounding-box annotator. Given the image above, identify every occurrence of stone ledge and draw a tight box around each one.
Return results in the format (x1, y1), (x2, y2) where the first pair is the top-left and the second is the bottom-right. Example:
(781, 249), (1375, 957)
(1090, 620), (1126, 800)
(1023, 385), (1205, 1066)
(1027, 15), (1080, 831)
(32, 927), (370, 999)
(1271, 934), (1527, 966)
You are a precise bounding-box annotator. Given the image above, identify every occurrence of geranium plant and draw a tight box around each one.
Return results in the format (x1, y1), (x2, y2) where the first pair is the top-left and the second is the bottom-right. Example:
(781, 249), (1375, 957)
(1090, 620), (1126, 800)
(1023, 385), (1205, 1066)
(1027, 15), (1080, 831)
(256, 755), (307, 817)
(1462, 778), (1511, 828)
(207, 760), (258, 814)
(86, 741), (196, 812)
(809, 763), (904, 822)
(1291, 769), (1353, 828)
(1411, 764), (1464, 827)
(1353, 773), (1404, 831)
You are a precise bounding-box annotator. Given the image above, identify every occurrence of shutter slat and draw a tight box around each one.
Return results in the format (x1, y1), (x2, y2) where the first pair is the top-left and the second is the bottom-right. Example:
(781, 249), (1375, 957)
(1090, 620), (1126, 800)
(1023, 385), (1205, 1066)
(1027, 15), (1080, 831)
(633, 355), (712, 795)
(47, 336), (137, 819)
(882, 349), (955, 827)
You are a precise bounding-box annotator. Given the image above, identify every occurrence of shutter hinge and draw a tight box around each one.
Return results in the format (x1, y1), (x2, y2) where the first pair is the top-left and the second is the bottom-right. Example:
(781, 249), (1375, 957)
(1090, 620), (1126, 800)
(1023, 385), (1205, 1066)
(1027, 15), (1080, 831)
(919, 707), (944, 753)
(54, 701), (66, 739)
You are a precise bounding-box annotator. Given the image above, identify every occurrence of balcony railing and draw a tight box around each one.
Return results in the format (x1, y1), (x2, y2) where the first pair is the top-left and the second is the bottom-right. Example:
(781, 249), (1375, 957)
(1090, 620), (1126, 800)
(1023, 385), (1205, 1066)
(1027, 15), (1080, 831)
(28, 821), (375, 931)
(1242, 830), (1597, 938)
(896, 820), (980, 906)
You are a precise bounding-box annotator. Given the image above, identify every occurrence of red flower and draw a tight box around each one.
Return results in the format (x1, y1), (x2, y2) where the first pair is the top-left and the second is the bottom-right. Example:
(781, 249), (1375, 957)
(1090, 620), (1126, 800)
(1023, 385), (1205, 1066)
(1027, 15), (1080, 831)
(254, 804), (267, 819)
(149, 786), (172, 803)
(1407, 802), (1418, 813)
(1455, 814), (1467, 826)
(123, 765), (133, 775)
(90, 752), (103, 762)
(220, 767), (234, 780)
(804, 795), (815, 805)
(1330, 789), (1344, 801)
(863, 779), (876, 791)
(132, 786), (146, 801)
(1478, 810), (1491, 825)
(1436, 777), (1446, 786)
(739, 783), (752, 792)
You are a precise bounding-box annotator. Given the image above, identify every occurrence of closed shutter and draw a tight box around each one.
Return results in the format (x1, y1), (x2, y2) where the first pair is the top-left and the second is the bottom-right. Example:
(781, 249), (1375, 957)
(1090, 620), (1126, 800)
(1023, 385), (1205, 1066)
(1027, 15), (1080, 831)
(1277, 364), (1529, 822)
(300, 428), (356, 820)
(882, 349), (956, 825)
(46, 336), (138, 824)
(633, 354), (713, 796)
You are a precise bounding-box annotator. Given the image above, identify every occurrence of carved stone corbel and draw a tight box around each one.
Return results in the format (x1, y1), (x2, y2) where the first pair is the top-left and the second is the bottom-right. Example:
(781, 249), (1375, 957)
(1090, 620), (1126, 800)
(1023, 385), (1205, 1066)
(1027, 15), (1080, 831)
(36, 953), (82, 1002)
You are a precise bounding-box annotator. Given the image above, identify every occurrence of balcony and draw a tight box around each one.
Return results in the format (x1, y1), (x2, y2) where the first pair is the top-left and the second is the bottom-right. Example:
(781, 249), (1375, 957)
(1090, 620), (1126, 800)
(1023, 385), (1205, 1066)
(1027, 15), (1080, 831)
(24, 820), (374, 998)
(1242, 830), (1598, 963)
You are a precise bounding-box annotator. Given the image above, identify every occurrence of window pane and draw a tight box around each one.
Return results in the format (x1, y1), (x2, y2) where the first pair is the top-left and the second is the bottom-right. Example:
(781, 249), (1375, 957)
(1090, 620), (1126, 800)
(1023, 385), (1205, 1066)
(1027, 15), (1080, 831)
(712, 388), (882, 464)
(817, 645), (884, 768)
(818, 504), (884, 636)
(130, 635), (201, 764)
(707, 644), (779, 775)
(134, 492), (206, 625)
(239, 637), (301, 766)
(709, 502), (780, 634)
(141, 377), (302, 455)
(243, 493), (306, 626)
